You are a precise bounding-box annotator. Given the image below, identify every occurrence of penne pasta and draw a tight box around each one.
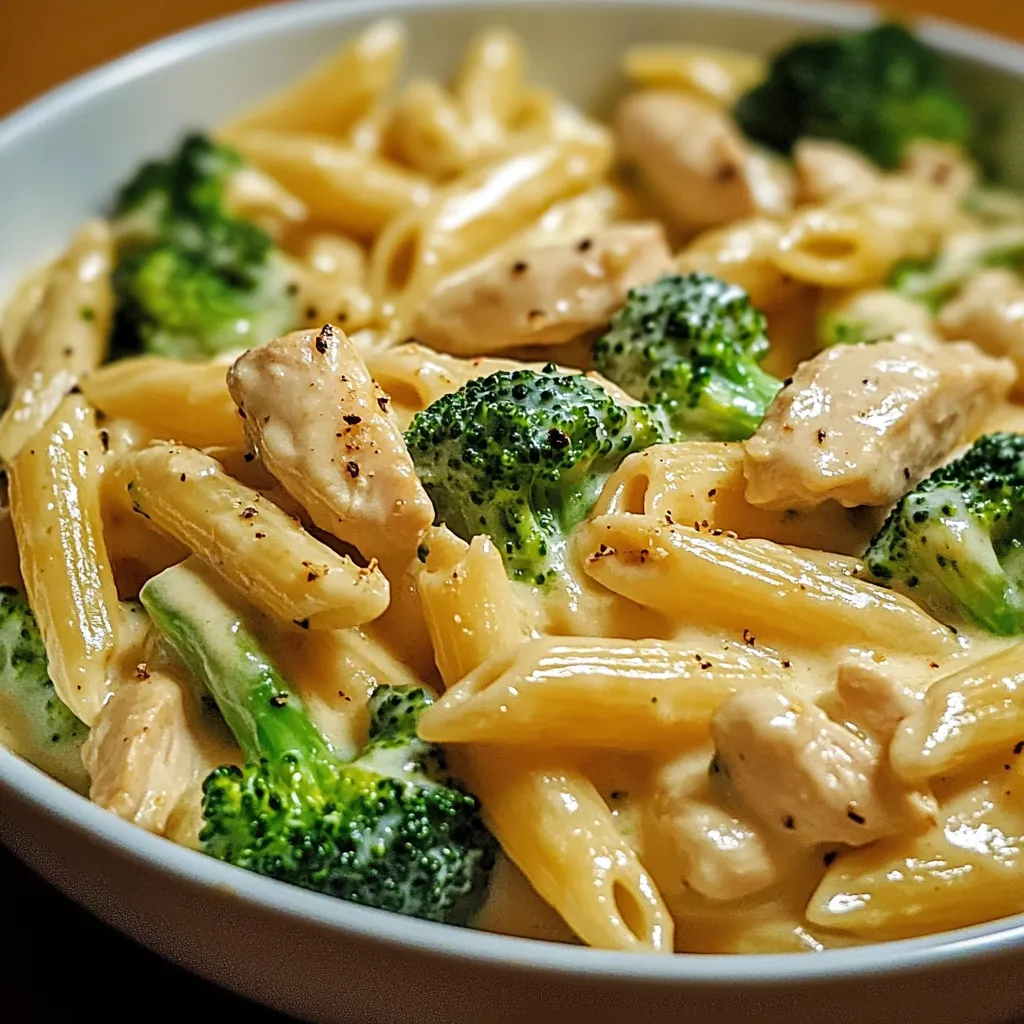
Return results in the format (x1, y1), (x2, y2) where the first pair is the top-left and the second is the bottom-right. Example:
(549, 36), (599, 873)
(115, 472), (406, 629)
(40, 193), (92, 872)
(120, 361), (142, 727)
(8, 395), (119, 725)
(105, 444), (390, 630)
(0, 220), (113, 462)
(454, 28), (525, 147)
(228, 129), (433, 240)
(385, 78), (480, 179)
(622, 44), (764, 107)
(222, 19), (406, 137)
(890, 645), (1024, 785)
(579, 514), (958, 656)
(419, 635), (786, 747)
(80, 356), (243, 449)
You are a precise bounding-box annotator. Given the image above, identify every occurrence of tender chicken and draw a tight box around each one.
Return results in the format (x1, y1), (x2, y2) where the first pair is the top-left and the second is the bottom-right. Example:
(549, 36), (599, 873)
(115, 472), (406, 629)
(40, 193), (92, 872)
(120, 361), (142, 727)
(411, 223), (672, 356)
(711, 687), (934, 847)
(744, 338), (1015, 510)
(229, 326), (433, 567)
(901, 139), (978, 204)
(82, 670), (207, 834)
(822, 655), (923, 744)
(793, 140), (881, 206)
(616, 90), (791, 232)
(939, 269), (1024, 391)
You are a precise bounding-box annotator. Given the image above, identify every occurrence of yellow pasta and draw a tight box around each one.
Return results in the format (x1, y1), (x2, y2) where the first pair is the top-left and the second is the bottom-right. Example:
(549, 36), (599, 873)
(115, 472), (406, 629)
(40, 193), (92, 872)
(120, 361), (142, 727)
(593, 442), (881, 555)
(80, 356), (243, 448)
(0, 261), (51, 379)
(105, 444), (390, 630)
(385, 79), (480, 179)
(579, 514), (958, 656)
(417, 527), (523, 686)
(420, 636), (786, 747)
(8, 395), (119, 725)
(0, 220), (113, 462)
(369, 132), (612, 322)
(222, 19), (406, 136)
(890, 645), (1024, 785)
(622, 44), (764, 107)
(228, 129), (433, 239)
(454, 28), (525, 146)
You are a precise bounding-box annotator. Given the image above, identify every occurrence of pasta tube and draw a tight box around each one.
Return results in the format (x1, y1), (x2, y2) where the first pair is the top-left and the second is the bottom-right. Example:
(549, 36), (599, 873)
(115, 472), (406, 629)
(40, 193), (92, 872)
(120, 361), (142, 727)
(9, 395), (119, 724)
(622, 44), (764, 107)
(80, 356), (244, 449)
(579, 514), (958, 656)
(105, 444), (389, 630)
(419, 636), (786, 748)
(890, 645), (1024, 784)
(222, 19), (406, 136)
(454, 28), (525, 146)
(0, 220), (113, 462)
(228, 130), (433, 239)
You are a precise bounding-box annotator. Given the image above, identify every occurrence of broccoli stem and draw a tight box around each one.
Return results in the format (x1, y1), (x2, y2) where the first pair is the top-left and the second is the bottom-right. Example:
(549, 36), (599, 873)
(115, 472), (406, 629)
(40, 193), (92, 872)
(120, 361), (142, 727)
(139, 559), (329, 763)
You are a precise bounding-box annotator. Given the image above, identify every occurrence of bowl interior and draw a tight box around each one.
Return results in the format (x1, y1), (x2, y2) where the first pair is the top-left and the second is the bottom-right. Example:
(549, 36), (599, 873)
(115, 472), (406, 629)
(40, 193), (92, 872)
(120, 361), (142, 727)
(4, 0), (1024, 985)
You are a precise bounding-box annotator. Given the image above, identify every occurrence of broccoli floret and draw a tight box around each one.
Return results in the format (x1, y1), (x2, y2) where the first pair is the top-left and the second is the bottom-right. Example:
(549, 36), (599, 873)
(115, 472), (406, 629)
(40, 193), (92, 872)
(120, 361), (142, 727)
(863, 433), (1024, 635)
(140, 563), (495, 924)
(111, 133), (296, 360)
(0, 588), (88, 793)
(405, 365), (664, 585)
(593, 273), (781, 442)
(888, 225), (1024, 311)
(735, 22), (971, 169)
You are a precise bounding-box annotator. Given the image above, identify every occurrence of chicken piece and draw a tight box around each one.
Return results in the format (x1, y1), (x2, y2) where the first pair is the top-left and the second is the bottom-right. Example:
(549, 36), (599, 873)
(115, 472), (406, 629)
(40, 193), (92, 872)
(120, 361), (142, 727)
(793, 140), (881, 206)
(711, 687), (934, 847)
(822, 655), (923, 744)
(616, 90), (788, 232)
(939, 269), (1024, 391)
(82, 670), (206, 834)
(411, 223), (672, 356)
(744, 338), (1015, 510)
(228, 325), (434, 567)
(901, 140), (978, 204)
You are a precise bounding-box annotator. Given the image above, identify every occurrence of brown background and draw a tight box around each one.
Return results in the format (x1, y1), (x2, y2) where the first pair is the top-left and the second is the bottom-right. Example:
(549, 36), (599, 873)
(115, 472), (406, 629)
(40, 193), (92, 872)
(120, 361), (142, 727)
(3, 1), (1024, 1022)
(1, 0), (1024, 117)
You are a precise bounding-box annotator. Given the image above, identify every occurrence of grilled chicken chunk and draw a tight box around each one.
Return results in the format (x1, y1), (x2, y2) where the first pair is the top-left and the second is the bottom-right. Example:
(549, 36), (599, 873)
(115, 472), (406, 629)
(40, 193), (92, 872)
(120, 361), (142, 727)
(744, 338), (1015, 510)
(228, 325), (434, 567)
(412, 223), (672, 355)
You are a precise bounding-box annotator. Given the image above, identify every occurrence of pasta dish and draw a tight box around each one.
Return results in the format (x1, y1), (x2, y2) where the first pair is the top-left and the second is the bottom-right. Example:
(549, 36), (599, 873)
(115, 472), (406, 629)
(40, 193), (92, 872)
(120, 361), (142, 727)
(5, 17), (1024, 956)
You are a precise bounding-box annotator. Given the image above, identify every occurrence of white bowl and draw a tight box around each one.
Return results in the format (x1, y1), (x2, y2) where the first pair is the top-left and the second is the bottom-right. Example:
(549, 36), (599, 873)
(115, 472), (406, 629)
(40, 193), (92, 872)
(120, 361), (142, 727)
(3, 2), (1024, 1021)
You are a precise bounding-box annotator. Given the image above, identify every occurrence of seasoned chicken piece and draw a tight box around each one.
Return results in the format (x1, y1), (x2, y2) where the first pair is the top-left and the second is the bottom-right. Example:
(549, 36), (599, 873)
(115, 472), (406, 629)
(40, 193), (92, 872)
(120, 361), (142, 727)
(228, 325), (434, 567)
(411, 223), (672, 356)
(793, 140), (880, 205)
(711, 687), (934, 847)
(939, 269), (1024, 391)
(821, 655), (924, 744)
(616, 91), (791, 231)
(901, 140), (978, 204)
(82, 670), (206, 834)
(744, 338), (1015, 510)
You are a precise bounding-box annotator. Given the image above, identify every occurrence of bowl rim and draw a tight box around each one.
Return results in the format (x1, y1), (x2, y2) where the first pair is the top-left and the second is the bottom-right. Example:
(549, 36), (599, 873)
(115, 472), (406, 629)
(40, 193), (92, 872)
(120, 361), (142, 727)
(4, 0), (1024, 984)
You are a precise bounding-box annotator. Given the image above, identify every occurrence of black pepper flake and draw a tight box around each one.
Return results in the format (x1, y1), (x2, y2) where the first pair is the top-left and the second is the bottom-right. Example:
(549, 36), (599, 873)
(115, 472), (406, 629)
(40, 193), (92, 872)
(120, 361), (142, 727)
(244, 452), (255, 462)
(377, 395), (389, 412)
(576, 238), (593, 252)
(343, 414), (362, 425)
(782, 377), (793, 387)
(823, 850), (837, 867)
(511, 260), (529, 276)
(315, 333), (328, 354)
(782, 815), (795, 830)
(241, 506), (258, 520)
(293, 618), (310, 630)
(527, 308), (545, 320)
(707, 488), (717, 498)
(743, 628), (756, 646)
(134, 663), (150, 681)
(238, 407), (247, 419)
(306, 306), (318, 321)
(847, 809), (866, 825)
(1015, 741), (1024, 755)
(903, 467), (911, 480)
(781, 659), (792, 668)
(609, 789), (626, 800)
(99, 429), (110, 452)
(715, 161), (739, 182)
(180, 473), (186, 482)
(650, 696), (658, 704)
(346, 461), (360, 478)
(270, 694), (288, 707)
(547, 428), (570, 450)
(254, 532), (266, 539)
(816, 428), (827, 444)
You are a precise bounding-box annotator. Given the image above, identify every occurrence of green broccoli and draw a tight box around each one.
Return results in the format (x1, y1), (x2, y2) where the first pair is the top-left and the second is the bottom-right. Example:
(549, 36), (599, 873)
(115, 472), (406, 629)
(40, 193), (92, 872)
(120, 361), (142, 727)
(0, 588), (88, 793)
(735, 22), (971, 169)
(140, 562), (495, 924)
(593, 273), (781, 442)
(888, 224), (1024, 311)
(863, 433), (1024, 635)
(111, 133), (297, 360)
(405, 365), (664, 585)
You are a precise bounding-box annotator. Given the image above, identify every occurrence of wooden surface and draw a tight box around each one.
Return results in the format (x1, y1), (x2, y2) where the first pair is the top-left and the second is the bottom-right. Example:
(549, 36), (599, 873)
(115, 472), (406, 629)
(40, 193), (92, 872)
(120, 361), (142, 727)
(3, 1), (1024, 1021)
